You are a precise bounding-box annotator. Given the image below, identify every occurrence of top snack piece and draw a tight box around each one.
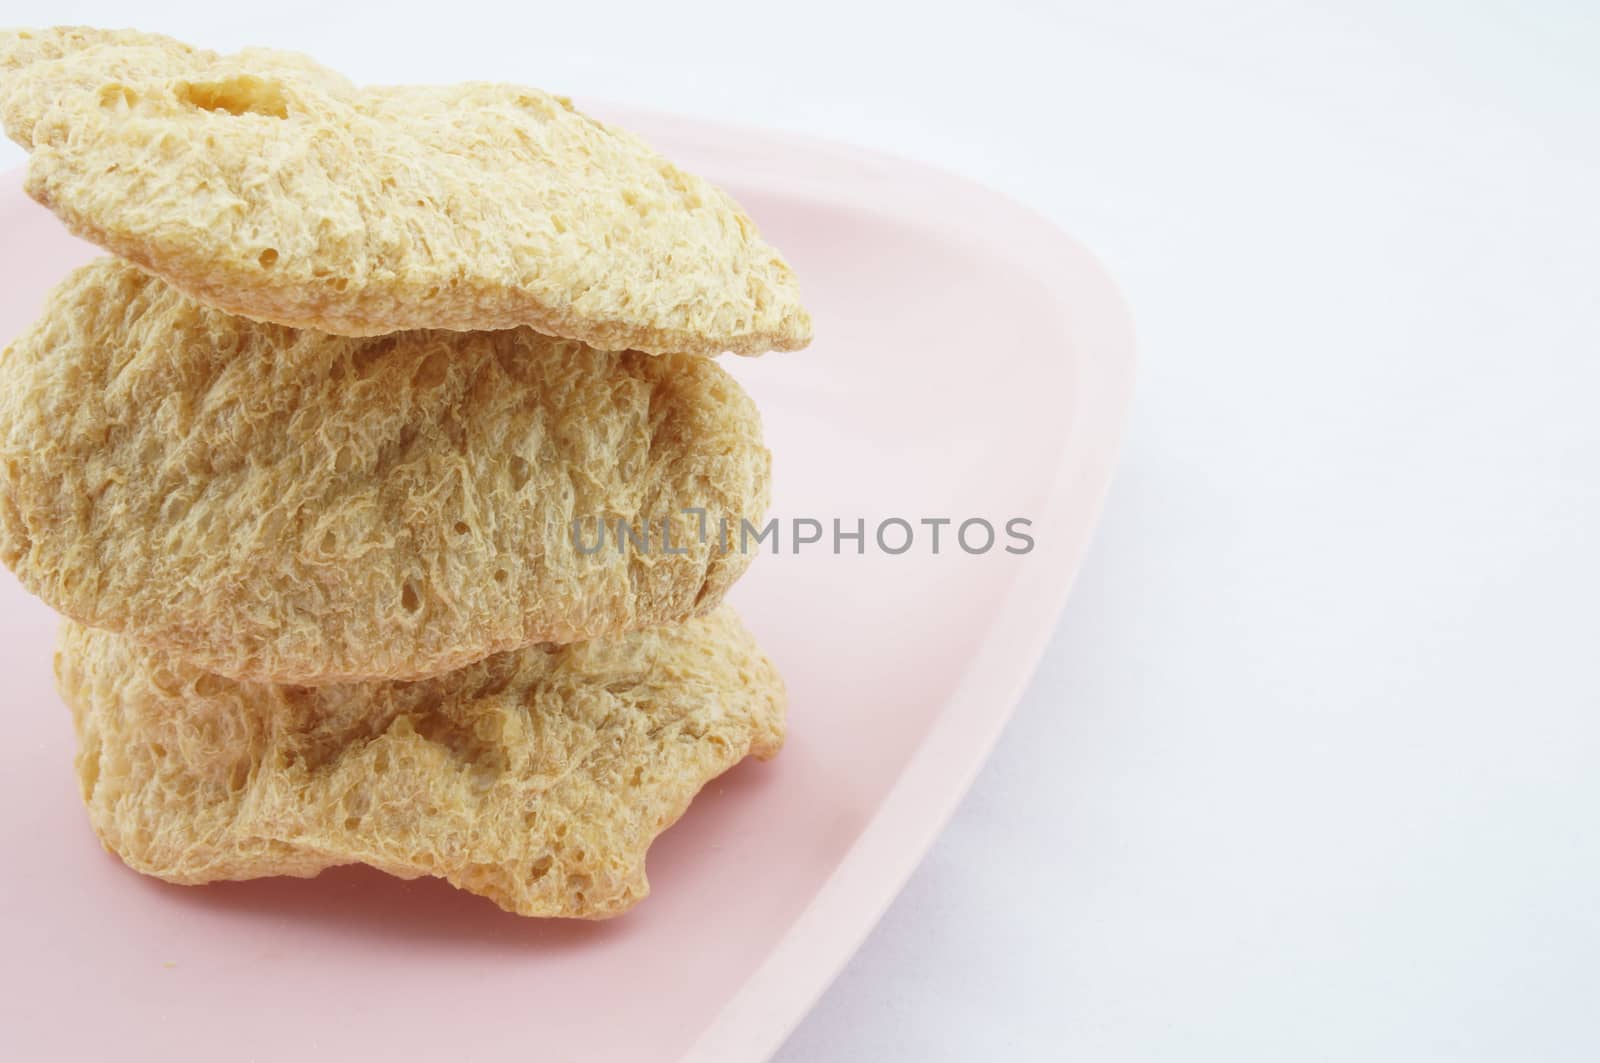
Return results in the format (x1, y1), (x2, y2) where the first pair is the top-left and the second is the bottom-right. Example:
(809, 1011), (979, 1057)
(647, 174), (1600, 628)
(0, 28), (811, 355)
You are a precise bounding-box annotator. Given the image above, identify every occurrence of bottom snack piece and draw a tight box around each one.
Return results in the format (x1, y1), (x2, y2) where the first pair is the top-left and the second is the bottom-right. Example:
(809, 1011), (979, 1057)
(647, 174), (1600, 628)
(55, 607), (785, 919)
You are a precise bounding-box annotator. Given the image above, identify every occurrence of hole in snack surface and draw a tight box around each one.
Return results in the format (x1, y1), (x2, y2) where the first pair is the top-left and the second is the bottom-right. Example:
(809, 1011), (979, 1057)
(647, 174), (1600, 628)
(258, 248), (279, 268)
(350, 342), (391, 379)
(179, 76), (290, 119)
(412, 351), (448, 389)
(508, 456), (531, 490)
(401, 579), (422, 613)
(97, 84), (138, 110)
(193, 673), (226, 697)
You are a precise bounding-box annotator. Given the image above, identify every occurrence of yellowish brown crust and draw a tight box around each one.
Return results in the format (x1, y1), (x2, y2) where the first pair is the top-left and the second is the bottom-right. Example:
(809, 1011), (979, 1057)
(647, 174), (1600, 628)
(56, 607), (786, 919)
(0, 27), (811, 355)
(0, 259), (771, 684)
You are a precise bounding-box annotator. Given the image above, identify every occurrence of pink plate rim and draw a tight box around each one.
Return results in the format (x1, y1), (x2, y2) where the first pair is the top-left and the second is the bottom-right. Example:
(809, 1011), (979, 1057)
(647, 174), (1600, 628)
(582, 110), (1140, 1061)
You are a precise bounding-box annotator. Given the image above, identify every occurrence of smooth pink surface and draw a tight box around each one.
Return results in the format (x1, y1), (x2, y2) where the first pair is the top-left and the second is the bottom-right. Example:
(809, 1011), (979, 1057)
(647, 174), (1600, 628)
(0, 108), (1134, 1062)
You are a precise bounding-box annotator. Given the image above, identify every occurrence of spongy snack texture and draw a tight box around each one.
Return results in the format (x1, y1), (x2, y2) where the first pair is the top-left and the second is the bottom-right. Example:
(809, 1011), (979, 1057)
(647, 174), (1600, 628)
(0, 259), (771, 684)
(56, 607), (786, 919)
(0, 26), (811, 355)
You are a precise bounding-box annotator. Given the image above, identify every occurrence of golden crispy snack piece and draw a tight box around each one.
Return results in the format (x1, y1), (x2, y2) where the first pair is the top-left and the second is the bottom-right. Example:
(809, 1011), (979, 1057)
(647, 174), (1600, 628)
(56, 607), (786, 919)
(0, 26), (811, 355)
(0, 259), (770, 683)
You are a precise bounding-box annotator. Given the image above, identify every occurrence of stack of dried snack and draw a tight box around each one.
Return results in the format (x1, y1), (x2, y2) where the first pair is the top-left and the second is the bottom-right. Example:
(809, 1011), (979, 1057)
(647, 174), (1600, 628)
(0, 27), (809, 918)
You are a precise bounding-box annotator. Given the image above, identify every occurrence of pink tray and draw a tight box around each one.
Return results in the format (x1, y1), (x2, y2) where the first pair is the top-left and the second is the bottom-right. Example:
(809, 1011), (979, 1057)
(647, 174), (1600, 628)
(0, 107), (1134, 1062)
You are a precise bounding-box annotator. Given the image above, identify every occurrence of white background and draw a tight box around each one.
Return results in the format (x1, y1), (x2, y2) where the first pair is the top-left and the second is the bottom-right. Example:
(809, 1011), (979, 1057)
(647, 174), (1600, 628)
(4, 2), (1597, 1059)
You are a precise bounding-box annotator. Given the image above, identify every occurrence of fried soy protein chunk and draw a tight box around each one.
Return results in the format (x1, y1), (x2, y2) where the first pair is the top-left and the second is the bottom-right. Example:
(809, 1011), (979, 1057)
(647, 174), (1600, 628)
(0, 27), (811, 355)
(0, 259), (771, 683)
(57, 607), (786, 919)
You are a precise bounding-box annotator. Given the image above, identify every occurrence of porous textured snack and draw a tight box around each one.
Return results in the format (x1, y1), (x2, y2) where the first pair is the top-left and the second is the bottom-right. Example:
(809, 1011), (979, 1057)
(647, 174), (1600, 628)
(56, 607), (786, 919)
(0, 27), (811, 355)
(0, 259), (771, 684)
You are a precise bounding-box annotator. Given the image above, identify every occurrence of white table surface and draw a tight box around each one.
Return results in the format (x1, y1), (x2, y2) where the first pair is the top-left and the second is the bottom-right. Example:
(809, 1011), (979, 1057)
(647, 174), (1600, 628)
(3, 2), (1596, 1059)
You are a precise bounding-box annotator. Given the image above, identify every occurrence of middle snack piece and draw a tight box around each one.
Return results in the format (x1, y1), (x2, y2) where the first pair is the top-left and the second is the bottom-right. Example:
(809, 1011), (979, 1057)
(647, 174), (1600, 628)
(0, 258), (770, 684)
